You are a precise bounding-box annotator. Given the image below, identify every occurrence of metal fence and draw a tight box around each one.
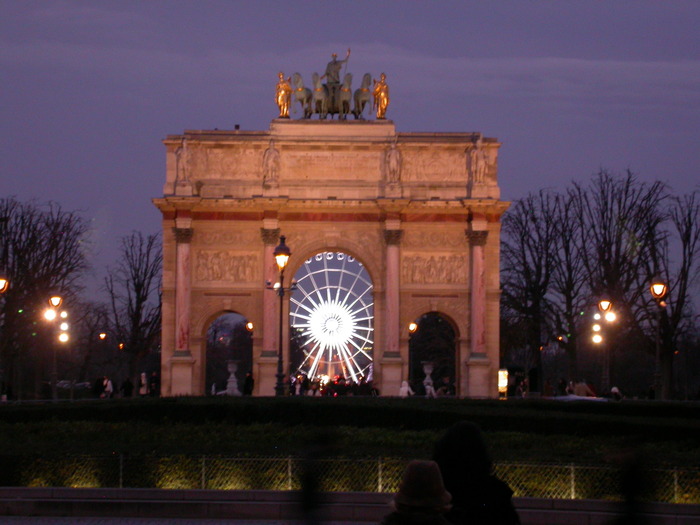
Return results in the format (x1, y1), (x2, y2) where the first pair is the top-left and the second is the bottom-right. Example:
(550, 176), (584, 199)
(9, 456), (700, 504)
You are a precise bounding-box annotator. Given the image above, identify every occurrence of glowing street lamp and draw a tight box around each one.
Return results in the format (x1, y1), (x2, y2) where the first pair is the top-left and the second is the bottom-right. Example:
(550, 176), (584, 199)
(408, 322), (418, 334)
(598, 299), (612, 313)
(650, 276), (667, 399)
(0, 276), (8, 294)
(268, 235), (295, 397)
(48, 294), (63, 308)
(595, 299), (616, 393)
(44, 303), (69, 402)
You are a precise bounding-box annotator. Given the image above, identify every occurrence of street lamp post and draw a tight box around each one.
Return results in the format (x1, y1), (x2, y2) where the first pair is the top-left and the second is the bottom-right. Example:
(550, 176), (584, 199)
(44, 295), (69, 402)
(595, 299), (616, 394)
(650, 276), (667, 400)
(268, 236), (294, 397)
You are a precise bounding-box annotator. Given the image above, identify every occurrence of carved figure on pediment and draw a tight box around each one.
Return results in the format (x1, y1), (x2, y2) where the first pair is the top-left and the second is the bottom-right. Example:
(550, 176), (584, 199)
(372, 73), (389, 119)
(276, 72), (292, 119)
(469, 137), (489, 184)
(262, 140), (280, 187)
(385, 141), (402, 183)
(175, 140), (189, 182)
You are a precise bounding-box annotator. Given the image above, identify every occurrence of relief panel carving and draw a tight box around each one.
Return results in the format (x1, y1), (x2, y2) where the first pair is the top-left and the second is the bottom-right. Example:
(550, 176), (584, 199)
(186, 146), (261, 180)
(196, 230), (260, 247)
(195, 251), (260, 283)
(402, 230), (465, 249)
(401, 254), (468, 284)
(284, 151), (380, 180)
(402, 150), (466, 183)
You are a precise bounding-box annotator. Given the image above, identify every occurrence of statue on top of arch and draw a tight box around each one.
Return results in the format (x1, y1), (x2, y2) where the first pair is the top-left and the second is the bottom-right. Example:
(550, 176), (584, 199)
(277, 49), (390, 121)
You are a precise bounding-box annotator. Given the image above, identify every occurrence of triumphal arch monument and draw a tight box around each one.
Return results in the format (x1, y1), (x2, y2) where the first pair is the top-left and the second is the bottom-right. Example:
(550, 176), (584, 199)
(154, 61), (508, 397)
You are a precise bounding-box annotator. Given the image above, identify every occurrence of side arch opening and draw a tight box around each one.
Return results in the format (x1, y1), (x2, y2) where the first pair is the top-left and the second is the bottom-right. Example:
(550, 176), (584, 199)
(205, 312), (253, 396)
(408, 312), (458, 396)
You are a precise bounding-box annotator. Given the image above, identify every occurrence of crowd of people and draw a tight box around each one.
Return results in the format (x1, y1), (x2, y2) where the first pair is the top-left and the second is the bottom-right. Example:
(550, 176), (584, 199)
(91, 371), (160, 399)
(288, 374), (379, 397)
(509, 375), (628, 400)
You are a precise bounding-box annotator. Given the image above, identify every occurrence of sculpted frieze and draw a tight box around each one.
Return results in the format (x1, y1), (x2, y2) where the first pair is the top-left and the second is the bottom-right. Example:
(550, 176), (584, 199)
(185, 145), (260, 180)
(196, 230), (260, 247)
(402, 230), (465, 249)
(284, 151), (379, 180)
(402, 150), (466, 183)
(402, 254), (467, 284)
(195, 251), (260, 283)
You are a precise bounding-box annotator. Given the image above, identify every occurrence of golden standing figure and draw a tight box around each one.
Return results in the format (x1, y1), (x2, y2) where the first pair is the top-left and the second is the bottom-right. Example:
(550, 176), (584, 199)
(275, 72), (292, 118)
(372, 72), (389, 119)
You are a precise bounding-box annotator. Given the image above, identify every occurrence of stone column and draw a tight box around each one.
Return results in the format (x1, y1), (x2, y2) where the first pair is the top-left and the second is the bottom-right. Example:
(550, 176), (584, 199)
(170, 218), (195, 396)
(261, 227), (281, 355)
(466, 229), (488, 356)
(381, 228), (403, 396)
(384, 229), (403, 356)
(173, 222), (193, 355)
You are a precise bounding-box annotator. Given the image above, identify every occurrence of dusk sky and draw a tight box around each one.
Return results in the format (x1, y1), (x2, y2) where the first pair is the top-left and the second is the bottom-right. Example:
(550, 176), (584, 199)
(2, 1), (699, 294)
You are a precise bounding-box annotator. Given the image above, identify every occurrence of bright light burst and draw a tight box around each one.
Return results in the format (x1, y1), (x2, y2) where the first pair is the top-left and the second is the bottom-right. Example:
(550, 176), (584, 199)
(290, 252), (373, 382)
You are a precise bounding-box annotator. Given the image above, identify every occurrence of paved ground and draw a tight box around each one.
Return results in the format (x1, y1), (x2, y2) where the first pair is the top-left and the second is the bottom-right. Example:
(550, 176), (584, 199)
(0, 520), (308, 525)
(0, 516), (357, 525)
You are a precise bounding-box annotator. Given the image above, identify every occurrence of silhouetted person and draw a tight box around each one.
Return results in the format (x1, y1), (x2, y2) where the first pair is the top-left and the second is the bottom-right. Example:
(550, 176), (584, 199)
(120, 377), (134, 398)
(379, 460), (452, 525)
(433, 421), (520, 525)
(91, 377), (105, 398)
(300, 430), (338, 525)
(243, 371), (254, 396)
(148, 372), (160, 397)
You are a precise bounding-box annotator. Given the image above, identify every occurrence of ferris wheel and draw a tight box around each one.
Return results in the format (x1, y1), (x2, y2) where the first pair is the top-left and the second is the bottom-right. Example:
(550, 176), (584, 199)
(289, 252), (374, 382)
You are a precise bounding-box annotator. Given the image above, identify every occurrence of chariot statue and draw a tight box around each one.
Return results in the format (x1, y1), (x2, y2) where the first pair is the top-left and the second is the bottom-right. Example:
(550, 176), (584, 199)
(281, 50), (388, 121)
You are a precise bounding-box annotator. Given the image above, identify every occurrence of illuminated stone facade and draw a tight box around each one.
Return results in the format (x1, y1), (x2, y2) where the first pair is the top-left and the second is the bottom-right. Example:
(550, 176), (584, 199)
(154, 119), (508, 397)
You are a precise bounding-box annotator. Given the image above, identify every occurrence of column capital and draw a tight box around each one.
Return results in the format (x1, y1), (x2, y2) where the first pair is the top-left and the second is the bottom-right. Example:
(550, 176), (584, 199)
(261, 228), (281, 245)
(465, 229), (488, 246)
(384, 229), (403, 246)
(173, 227), (194, 244)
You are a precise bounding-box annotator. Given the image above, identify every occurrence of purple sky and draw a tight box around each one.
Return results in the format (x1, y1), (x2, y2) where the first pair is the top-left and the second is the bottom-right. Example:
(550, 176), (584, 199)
(2, 1), (699, 294)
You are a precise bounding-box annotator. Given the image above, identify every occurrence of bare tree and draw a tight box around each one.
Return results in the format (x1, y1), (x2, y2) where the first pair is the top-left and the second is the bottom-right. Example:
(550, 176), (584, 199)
(644, 192), (700, 399)
(0, 198), (90, 399)
(104, 232), (162, 388)
(501, 171), (699, 399)
(501, 190), (560, 392)
(549, 191), (588, 380)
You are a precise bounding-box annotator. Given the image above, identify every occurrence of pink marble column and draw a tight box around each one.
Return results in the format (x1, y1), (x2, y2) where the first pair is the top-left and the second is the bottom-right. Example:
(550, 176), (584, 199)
(173, 225), (193, 354)
(384, 229), (403, 355)
(261, 228), (281, 354)
(466, 230), (488, 355)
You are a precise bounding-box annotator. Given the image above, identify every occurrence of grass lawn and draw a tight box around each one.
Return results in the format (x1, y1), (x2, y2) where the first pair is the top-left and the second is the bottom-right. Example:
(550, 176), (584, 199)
(1, 396), (699, 467)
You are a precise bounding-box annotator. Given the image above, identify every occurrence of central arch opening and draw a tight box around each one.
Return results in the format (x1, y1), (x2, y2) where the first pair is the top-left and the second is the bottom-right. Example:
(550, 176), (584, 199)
(289, 251), (374, 383)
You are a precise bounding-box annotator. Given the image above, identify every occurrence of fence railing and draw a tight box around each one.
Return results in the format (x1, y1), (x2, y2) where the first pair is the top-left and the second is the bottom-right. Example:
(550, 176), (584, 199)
(4, 456), (698, 504)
